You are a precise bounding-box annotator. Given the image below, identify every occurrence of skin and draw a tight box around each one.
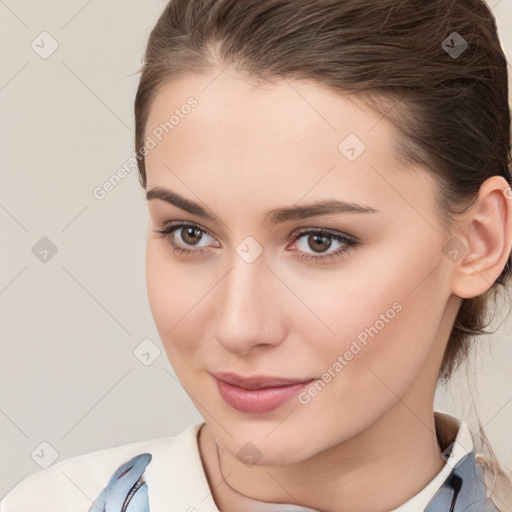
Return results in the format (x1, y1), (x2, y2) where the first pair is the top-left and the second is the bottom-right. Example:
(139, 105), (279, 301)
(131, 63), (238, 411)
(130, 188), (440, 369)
(143, 66), (512, 512)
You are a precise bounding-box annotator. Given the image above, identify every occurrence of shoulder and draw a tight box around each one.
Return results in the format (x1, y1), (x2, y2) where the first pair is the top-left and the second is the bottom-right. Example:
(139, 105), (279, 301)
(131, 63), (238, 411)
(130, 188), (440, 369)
(0, 435), (177, 512)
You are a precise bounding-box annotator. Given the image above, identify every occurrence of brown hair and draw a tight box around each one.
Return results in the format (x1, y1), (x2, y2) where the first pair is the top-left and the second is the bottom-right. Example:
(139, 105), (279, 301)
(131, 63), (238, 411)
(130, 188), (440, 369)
(134, 0), (512, 505)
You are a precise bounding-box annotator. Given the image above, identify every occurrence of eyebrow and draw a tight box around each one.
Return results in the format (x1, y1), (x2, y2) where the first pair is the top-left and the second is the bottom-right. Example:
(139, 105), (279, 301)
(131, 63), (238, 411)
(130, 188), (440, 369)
(146, 186), (379, 226)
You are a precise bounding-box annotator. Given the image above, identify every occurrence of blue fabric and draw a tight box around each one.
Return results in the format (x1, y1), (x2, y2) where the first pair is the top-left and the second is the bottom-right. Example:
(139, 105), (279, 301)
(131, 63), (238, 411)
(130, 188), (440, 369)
(89, 453), (151, 512)
(89, 448), (500, 511)
(424, 449), (499, 511)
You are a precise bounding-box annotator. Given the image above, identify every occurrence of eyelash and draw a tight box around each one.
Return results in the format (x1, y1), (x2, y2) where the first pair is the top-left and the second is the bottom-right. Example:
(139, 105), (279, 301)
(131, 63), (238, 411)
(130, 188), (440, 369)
(154, 221), (358, 263)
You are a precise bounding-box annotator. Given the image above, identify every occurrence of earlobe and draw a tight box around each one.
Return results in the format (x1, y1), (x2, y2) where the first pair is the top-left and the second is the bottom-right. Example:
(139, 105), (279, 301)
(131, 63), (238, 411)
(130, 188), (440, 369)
(450, 176), (512, 300)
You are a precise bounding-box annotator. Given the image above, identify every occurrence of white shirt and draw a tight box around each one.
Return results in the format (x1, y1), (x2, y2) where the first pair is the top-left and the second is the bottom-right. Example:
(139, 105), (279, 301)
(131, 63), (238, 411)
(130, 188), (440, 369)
(0, 411), (494, 511)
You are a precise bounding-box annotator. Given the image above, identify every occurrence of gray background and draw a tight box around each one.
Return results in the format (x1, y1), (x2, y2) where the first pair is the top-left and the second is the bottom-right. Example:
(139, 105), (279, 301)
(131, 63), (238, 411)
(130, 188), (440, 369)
(1, 0), (511, 500)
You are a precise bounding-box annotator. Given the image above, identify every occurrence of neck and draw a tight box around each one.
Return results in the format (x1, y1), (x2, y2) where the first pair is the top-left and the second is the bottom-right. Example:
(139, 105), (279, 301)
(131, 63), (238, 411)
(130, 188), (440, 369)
(198, 400), (447, 512)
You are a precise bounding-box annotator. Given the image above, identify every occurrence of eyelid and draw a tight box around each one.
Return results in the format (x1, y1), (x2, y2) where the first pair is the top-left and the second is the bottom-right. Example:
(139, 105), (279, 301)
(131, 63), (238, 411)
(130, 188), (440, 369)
(159, 221), (219, 246)
(291, 226), (356, 242)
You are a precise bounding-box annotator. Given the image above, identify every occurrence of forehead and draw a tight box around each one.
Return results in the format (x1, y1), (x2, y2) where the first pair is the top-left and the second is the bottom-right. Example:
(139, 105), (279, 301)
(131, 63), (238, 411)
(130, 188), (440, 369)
(143, 69), (436, 218)
(145, 69), (386, 155)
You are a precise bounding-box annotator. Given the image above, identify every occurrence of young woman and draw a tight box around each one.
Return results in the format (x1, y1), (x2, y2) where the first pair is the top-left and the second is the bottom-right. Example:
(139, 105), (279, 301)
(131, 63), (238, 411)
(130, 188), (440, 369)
(2, 0), (512, 511)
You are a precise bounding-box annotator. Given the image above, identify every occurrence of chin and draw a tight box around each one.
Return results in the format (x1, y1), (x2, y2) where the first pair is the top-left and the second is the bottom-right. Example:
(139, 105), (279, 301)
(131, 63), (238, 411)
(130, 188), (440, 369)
(217, 421), (320, 466)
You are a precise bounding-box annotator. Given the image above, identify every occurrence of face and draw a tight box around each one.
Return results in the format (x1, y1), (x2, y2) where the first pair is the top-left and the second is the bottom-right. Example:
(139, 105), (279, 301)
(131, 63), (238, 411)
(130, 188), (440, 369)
(143, 67), (457, 465)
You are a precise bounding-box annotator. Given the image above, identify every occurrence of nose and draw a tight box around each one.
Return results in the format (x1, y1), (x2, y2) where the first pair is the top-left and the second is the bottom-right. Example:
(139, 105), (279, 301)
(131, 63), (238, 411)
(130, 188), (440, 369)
(212, 256), (286, 355)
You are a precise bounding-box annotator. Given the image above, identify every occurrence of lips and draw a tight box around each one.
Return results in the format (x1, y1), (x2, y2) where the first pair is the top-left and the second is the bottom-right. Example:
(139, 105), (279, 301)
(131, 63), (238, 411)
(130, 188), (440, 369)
(211, 371), (315, 413)
(212, 371), (313, 389)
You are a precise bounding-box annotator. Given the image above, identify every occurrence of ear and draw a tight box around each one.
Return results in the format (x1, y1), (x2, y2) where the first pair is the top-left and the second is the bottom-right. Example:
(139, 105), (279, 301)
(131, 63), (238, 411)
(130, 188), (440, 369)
(449, 175), (512, 299)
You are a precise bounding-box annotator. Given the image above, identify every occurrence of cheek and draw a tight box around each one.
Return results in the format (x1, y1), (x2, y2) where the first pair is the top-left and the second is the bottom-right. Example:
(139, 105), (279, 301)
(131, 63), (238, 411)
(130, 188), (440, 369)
(304, 245), (443, 397)
(146, 239), (222, 376)
(146, 241), (192, 348)
(145, 240), (173, 331)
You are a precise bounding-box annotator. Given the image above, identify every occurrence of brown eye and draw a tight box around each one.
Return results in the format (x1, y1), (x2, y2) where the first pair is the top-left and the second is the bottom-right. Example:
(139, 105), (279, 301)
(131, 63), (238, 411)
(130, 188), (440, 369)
(180, 226), (204, 246)
(306, 233), (333, 253)
(154, 221), (218, 258)
(292, 229), (358, 263)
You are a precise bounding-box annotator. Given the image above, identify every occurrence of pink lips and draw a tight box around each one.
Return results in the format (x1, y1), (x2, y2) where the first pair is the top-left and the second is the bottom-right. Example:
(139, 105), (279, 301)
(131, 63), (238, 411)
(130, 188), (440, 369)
(211, 371), (314, 414)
